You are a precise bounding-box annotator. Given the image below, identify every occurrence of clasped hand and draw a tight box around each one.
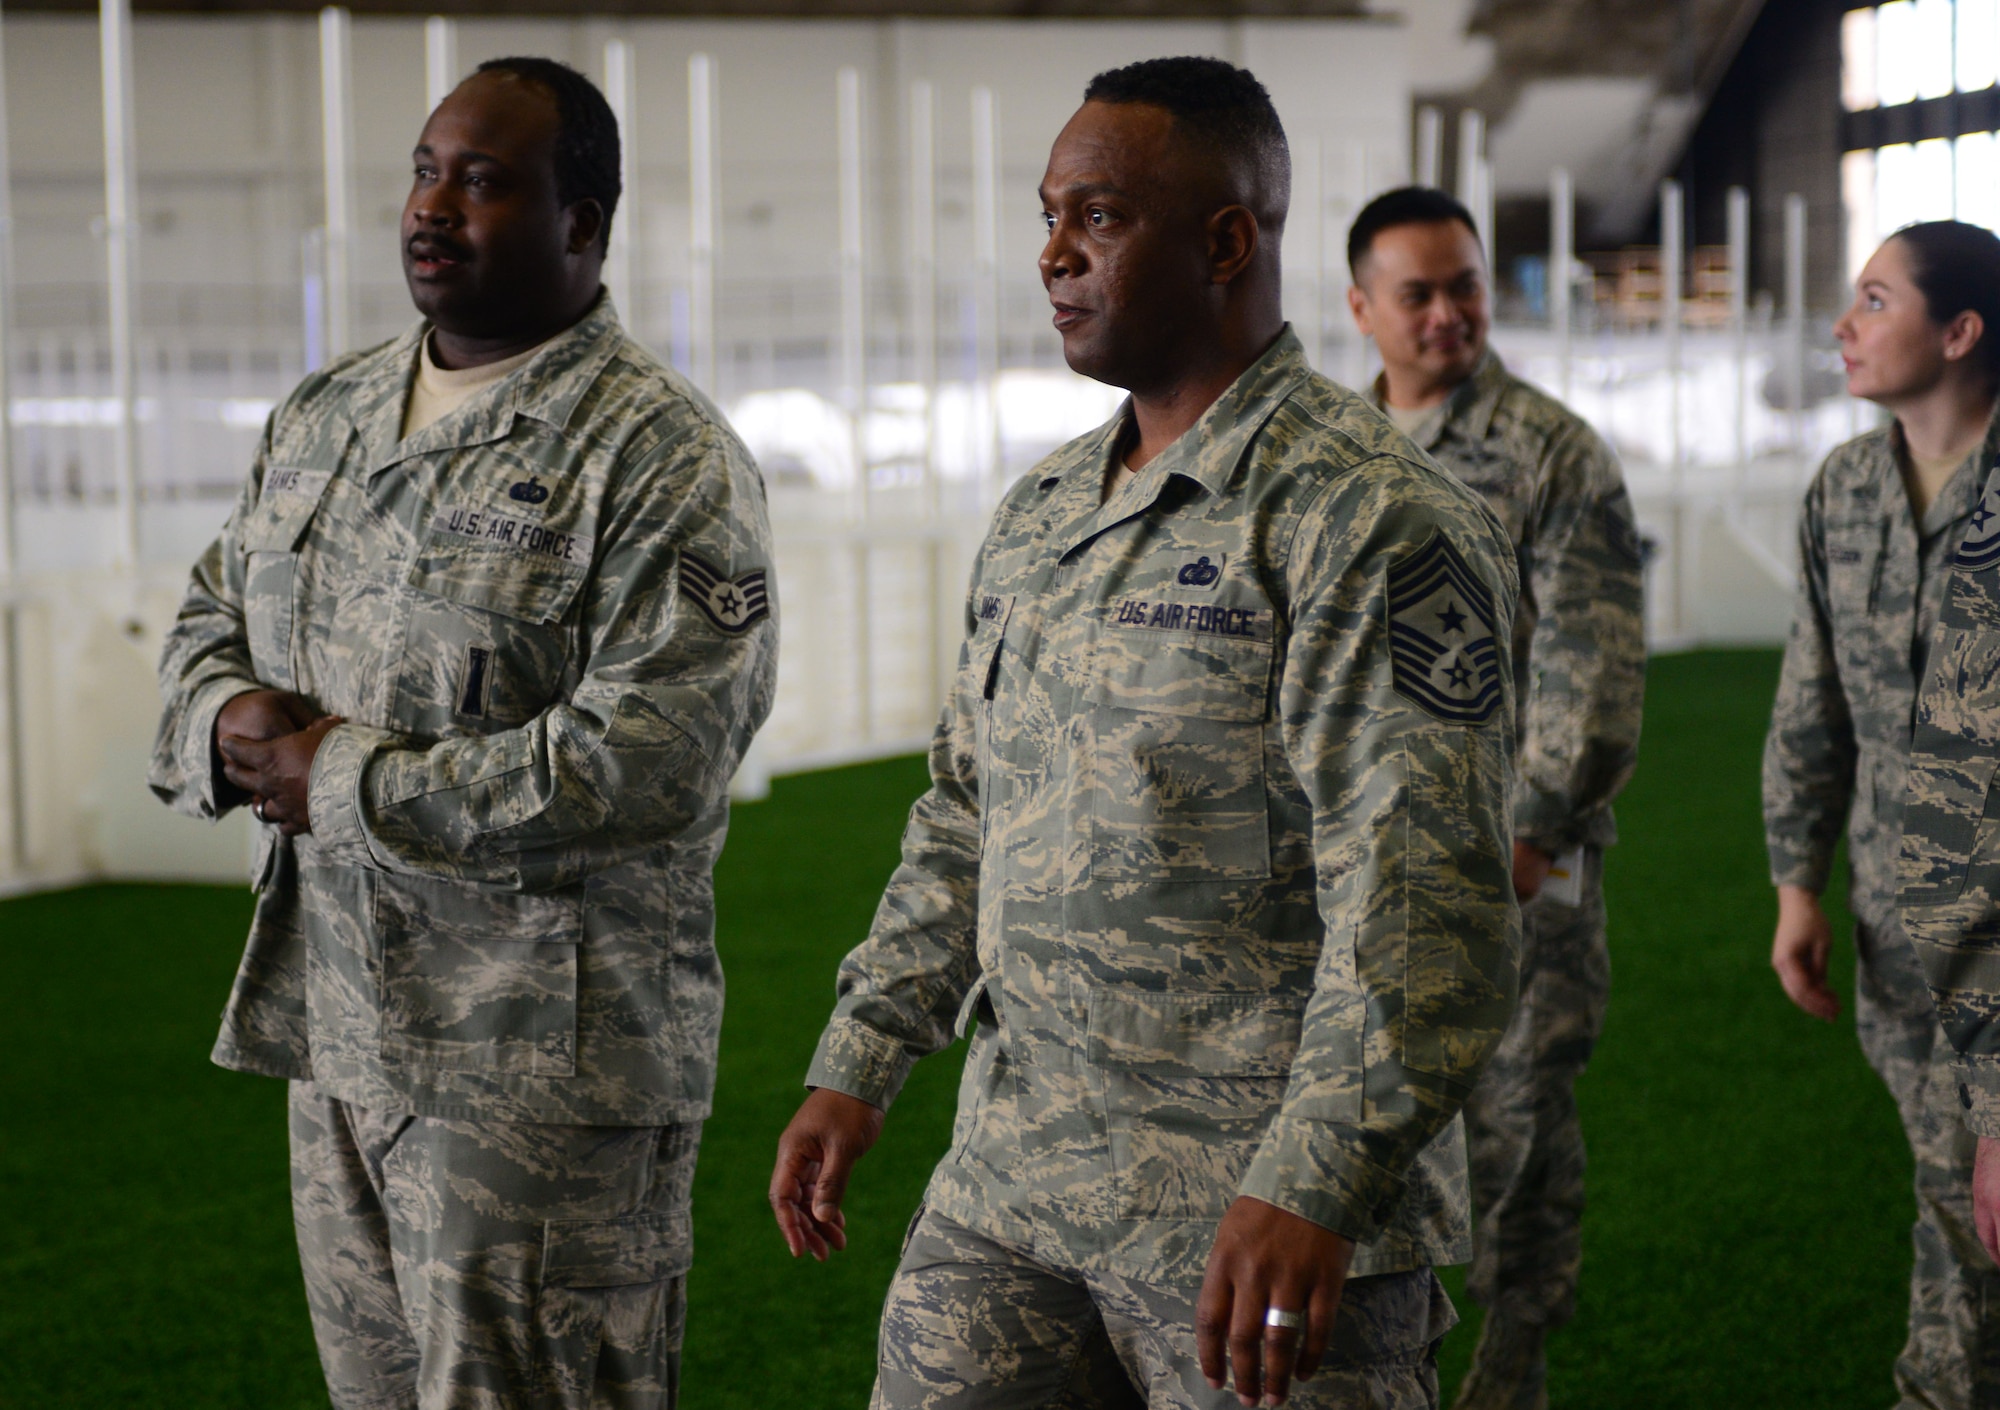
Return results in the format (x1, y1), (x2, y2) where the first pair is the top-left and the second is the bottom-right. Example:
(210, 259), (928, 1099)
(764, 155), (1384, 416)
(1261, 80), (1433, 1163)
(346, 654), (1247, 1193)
(215, 688), (342, 837)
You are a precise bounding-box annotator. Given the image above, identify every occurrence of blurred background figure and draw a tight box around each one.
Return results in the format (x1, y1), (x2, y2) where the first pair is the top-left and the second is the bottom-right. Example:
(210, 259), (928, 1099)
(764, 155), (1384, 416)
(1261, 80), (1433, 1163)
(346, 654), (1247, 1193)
(1347, 186), (1646, 1410)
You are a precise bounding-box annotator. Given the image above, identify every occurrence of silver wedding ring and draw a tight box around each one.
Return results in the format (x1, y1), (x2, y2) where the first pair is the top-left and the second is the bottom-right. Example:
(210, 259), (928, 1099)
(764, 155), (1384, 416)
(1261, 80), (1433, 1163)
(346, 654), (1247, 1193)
(1265, 1308), (1304, 1331)
(254, 798), (266, 822)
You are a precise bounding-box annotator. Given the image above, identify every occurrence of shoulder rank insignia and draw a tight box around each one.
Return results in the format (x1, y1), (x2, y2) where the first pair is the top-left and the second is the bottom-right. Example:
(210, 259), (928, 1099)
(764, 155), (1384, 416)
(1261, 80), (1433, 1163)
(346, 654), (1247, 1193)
(509, 475), (550, 505)
(1956, 486), (2000, 571)
(1386, 530), (1502, 725)
(681, 551), (771, 634)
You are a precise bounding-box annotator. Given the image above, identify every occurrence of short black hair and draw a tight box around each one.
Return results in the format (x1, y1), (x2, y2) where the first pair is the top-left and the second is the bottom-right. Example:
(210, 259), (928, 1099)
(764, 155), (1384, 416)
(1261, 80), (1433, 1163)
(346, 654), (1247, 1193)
(474, 56), (621, 253)
(1347, 186), (1480, 281)
(1893, 220), (2000, 385)
(1082, 56), (1289, 227)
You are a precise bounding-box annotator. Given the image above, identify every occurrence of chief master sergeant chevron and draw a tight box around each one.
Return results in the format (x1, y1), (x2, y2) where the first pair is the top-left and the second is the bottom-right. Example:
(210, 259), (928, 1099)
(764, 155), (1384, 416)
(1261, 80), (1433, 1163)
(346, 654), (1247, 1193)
(769, 58), (1520, 1410)
(147, 59), (775, 1409)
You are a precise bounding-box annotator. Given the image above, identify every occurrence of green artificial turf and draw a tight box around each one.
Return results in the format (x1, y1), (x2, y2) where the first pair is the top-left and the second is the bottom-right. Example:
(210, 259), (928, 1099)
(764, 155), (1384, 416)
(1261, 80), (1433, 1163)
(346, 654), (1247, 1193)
(0, 648), (1921, 1406)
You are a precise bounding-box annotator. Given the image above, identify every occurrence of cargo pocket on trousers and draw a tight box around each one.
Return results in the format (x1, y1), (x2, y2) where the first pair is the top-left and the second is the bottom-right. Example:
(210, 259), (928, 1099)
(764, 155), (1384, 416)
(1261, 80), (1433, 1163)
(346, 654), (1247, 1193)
(540, 1211), (693, 1410)
(1087, 987), (1305, 1220)
(375, 873), (583, 1076)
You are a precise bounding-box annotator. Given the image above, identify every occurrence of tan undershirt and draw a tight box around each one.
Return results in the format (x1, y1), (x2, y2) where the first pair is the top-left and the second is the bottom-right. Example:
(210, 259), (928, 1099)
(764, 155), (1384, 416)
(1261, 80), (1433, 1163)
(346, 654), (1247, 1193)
(1384, 400), (1449, 448)
(1899, 439), (1972, 520)
(399, 333), (547, 440)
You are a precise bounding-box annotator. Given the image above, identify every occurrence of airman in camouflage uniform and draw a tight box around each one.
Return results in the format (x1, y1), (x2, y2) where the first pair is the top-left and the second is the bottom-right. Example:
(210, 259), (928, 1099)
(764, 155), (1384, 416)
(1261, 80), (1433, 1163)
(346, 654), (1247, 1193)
(782, 324), (1519, 1406)
(1348, 188), (1644, 1410)
(1768, 420), (2000, 1407)
(1372, 355), (1644, 1387)
(1775, 222), (2000, 1410)
(150, 61), (774, 1410)
(772, 66), (1519, 1410)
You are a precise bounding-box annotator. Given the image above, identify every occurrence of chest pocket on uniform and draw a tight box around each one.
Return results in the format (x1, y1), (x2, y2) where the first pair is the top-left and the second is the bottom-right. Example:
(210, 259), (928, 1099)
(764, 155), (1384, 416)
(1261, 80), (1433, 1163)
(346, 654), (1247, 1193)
(397, 518), (591, 732)
(1084, 623), (1273, 881)
(239, 467), (334, 691)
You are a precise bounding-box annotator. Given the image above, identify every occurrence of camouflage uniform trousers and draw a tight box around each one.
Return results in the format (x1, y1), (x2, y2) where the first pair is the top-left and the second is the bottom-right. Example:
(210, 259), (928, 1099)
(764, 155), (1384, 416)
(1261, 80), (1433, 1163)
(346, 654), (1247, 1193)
(1462, 848), (1610, 1331)
(873, 1206), (1458, 1410)
(1853, 916), (2000, 1410)
(289, 1081), (698, 1410)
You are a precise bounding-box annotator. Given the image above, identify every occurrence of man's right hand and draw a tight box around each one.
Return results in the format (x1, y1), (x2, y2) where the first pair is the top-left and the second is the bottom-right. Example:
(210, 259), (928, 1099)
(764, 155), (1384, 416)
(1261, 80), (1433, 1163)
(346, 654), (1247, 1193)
(1772, 883), (1839, 1021)
(769, 1087), (885, 1261)
(214, 690), (324, 808)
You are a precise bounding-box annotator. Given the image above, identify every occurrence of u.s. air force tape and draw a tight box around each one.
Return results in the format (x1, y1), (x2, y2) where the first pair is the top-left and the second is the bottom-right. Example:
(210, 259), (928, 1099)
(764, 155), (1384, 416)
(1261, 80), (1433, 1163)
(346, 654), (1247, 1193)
(1386, 530), (1501, 725)
(680, 551), (771, 634)
(1107, 597), (1271, 641)
(430, 504), (593, 566)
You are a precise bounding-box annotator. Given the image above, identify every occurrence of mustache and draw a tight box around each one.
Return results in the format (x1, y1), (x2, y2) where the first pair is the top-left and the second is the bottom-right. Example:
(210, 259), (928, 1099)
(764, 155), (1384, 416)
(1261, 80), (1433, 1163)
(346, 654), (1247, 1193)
(406, 232), (471, 262)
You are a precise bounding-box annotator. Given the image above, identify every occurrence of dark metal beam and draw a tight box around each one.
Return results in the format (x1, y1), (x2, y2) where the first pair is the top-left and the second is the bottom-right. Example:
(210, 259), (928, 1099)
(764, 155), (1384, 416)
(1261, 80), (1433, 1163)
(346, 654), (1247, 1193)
(10, 0), (1371, 14)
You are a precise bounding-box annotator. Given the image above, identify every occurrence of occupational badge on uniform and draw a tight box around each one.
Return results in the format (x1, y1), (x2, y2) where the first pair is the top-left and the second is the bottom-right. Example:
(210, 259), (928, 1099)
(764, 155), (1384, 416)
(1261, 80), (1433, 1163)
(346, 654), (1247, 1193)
(509, 475), (551, 505)
(1956, 487), (2000, 571)
(680, 551), (771, 634)
(1386, 531), (1501, 725)
(1176, 554), (1223, 587)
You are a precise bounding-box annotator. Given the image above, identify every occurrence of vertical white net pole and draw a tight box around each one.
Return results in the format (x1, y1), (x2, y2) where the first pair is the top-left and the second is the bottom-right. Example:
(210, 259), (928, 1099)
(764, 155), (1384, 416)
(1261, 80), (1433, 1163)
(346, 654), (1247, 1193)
(838, 66), (867, 521)
(319, 6), (354, 361)
(1662, 178), (1683, 490)
(424, 15), (456, 114)
(908, 79), (937, 519)
(602, 39), (633, 320)
(1455, 109), (1482, 209)
(837, 67), (872, 743)
(1294, 136), (1322, 371)
(688, 53), (717, 397)
(1550, 167), (1573, 403)
(1727, 185), (1750, 485)
(1415, 106), (1441, 189)
(1784, 192), (1807, 464)
(100, 0), (140, 568)
(971, 86), (1000, 505)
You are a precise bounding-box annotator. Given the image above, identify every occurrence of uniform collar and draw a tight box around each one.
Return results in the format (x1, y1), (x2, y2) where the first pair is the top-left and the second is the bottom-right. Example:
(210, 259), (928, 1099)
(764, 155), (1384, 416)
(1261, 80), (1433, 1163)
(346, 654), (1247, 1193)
(332, 291), (628, 478)
(1368, 346), (1508, 451)
(1039, 327), (1312, 557)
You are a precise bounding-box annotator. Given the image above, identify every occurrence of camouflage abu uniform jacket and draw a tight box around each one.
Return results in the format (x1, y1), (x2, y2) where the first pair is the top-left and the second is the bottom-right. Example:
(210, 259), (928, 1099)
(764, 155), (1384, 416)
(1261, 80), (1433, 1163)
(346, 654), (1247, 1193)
(1373, 351), (1644, 852)
(1897, 416), (2000, 1135)
(806, 331), (1522, 1284)
(149, 296), (777, 1125)
(1767, 421), (1983, 928)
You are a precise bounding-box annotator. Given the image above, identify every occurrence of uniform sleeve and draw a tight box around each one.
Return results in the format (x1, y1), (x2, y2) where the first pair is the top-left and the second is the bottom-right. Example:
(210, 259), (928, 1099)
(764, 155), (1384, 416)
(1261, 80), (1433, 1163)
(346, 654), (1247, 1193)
(797, 510), (1019, 1110)
(303, 418), (777, 892)
(1237, 468), (1521, 1243)
(1762, 470), (1855, 894)
(1512, 425), (1646, 850)
(148, 426), (273, 820)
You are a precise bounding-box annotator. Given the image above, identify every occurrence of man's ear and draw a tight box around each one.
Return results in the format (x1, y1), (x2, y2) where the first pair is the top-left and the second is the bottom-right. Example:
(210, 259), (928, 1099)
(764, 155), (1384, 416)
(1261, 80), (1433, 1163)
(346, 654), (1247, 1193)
(565, 199), (607, 258)
(1346, 282), (1374, 338)
(1207, 205), (1260, 286)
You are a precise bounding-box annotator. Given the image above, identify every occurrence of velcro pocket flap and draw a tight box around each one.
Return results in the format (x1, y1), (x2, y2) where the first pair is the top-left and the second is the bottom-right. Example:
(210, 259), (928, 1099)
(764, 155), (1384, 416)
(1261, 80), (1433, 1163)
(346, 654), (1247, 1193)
(542, 1210), (692, 1289)
(1085, 630), (1272, 721)
(408, 509), (591, 624)
(241, 467), (333, 552)
(1085, 988), (1306, 1077)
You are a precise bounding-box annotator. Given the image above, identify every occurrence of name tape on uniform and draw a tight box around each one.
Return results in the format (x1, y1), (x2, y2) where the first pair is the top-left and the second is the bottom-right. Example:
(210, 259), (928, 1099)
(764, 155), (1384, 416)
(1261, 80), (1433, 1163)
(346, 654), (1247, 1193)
(264, 467), (331, 499)
(1109, 597), (1271, 641)
(431, 504), (593, 567)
